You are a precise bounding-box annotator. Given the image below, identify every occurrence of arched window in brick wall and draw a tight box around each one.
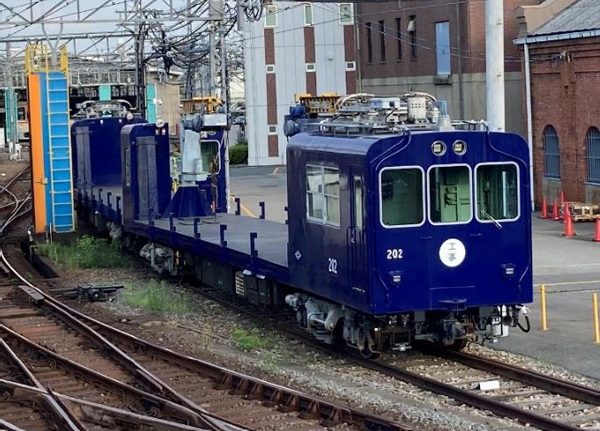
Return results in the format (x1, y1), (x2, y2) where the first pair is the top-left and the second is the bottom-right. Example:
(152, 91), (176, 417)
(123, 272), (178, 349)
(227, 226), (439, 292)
(542, 125), (560, 179)
(587, 127), (600, 184)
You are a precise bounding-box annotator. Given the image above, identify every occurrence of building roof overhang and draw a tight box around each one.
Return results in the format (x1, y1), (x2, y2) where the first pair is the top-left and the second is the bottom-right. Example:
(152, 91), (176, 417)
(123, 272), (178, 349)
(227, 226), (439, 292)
(515, 29), (600, 45)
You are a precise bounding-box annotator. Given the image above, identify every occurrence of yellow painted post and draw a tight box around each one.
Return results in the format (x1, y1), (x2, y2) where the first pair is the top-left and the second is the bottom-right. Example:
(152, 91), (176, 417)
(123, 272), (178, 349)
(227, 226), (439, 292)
(593, 293), (600, 344)
(540, 285), (548, 331)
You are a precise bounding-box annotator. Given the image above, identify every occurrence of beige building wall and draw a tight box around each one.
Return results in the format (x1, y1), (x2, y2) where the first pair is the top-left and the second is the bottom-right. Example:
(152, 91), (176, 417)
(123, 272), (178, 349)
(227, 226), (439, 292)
(155, 82), (181, 136)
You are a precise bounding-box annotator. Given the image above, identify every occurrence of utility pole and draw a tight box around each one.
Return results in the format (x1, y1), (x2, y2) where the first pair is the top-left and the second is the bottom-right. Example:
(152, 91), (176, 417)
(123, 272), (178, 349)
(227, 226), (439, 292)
(134, 22), (147, 118)
(486, 0), (505, 131)
(208, 0), (228, 113)
(3, 43), (18, 156)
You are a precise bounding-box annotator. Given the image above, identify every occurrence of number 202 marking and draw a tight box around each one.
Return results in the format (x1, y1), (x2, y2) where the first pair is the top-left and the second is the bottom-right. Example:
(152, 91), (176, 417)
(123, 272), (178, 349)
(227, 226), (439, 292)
(328, 258), (338, 274)
(386, 249), (403, 260)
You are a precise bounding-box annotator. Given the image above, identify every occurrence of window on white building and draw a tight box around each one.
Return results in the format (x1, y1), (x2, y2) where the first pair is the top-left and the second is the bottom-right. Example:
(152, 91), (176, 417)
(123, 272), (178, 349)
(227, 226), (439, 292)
(265, 5), (277, 27)
(304, 3), (313, 26)
(339, 3), (353, 25)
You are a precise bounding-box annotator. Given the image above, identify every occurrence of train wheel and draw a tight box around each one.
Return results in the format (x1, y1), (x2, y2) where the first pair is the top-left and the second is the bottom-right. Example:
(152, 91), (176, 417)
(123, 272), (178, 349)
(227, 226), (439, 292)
(359, 346), (380, 360)
(332, 320), (345, 350)
(358, 329), (381, 359)
(448, 338), (468, 351)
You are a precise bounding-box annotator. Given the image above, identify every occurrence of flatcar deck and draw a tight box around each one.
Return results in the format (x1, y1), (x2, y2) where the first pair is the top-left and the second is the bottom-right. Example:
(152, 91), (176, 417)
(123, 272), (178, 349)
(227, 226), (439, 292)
(137, 214), (289, 268)
(78, 187), (290, 274)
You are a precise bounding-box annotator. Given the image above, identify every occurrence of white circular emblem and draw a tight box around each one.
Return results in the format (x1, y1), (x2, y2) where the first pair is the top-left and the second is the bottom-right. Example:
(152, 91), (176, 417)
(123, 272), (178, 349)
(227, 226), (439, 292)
(439, 238), (466, 268)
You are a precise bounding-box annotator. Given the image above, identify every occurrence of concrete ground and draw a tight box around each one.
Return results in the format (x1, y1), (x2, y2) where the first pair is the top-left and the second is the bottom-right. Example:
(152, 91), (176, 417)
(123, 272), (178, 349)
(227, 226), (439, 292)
(230, 166), (600, 379)
(229, 165), (288, 222)
(497, 215), (600, 379)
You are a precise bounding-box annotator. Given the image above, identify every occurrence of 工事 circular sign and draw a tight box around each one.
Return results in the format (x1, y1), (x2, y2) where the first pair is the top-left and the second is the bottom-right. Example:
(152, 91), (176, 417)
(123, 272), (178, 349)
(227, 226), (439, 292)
(439, 238), (466, 268)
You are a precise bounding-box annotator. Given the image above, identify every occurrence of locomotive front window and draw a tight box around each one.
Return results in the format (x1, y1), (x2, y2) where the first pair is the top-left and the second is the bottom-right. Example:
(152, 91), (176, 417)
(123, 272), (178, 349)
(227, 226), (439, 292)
(380, 167), (424, 227)
(428, 165), (472, 224)
(476, 163), (519, 222)
(306, 165), (340, 226)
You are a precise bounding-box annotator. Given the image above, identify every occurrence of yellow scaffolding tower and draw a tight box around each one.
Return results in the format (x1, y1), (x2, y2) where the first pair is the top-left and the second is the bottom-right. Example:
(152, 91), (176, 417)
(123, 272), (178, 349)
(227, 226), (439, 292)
(25, 44), (68, 76)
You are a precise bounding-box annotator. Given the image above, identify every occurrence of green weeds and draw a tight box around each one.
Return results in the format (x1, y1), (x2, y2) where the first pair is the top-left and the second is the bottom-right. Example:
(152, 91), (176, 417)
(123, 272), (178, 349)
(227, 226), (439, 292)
(37, 235), (127, 270)
(231, 328), (270, 352)
(124, 280), (196, 315)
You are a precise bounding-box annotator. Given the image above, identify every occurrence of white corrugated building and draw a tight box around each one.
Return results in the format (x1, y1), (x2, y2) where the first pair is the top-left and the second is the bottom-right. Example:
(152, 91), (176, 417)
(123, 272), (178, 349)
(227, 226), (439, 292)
(244, 2), (357, 165)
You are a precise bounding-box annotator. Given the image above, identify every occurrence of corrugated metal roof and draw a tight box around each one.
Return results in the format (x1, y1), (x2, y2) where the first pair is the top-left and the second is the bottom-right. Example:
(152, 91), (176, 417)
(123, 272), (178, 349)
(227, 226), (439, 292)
(533, 0), (600, 35)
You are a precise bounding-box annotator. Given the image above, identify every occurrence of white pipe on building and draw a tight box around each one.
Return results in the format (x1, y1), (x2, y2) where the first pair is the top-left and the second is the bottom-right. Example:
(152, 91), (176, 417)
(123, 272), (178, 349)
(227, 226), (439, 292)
(485, 0), (505, 131)
(524, 43), (535, 206)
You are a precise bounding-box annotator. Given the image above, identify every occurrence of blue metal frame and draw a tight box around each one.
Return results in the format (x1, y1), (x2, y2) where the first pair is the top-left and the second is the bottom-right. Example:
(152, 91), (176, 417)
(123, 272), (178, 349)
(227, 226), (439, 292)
(121, 123), (171, 225)
(71, 116), (146, 192)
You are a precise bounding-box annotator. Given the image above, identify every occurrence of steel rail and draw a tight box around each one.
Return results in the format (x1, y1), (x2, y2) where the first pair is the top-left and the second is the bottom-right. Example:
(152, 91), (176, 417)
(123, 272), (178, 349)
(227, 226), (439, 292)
(0, 249), (414, 431)
(0, 339), (82, 431)
(0, 324), (219, 429)
(169, 281), (591, 431)
(0, 420), (28, 431)
(415, 342), (600, 406)
(0, 251), (244, 431)
(0, 165), (30, 192)
(0, 379), (212, 431)
(0, 166), (32, 234)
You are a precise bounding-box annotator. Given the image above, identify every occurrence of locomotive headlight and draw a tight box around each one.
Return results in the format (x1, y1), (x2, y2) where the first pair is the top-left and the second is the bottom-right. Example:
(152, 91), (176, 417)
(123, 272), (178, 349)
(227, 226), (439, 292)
(502, 263), (516, 279)
(453, 140), (467, 155)
(431, 140), (446, 156)
(389, 271), (402, 286)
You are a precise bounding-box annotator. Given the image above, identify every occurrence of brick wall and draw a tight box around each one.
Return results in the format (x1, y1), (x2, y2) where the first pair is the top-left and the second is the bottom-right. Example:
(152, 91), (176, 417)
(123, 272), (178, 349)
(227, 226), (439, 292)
(357, 0), (540, 79)
(526, 37), (600, 206)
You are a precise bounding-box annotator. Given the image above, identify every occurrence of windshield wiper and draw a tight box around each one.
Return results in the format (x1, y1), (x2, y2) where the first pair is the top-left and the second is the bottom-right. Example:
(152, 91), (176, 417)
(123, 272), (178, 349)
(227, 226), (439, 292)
(480, 209), (503, 230)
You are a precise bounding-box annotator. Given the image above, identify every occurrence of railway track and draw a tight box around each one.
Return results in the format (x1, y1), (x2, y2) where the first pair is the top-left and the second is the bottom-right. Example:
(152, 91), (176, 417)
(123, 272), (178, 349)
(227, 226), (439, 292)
(175, 280), (600, 431)
(0, 248), (412, 431)
(0, 165), (32, 235)
(3, 165), (598, 430)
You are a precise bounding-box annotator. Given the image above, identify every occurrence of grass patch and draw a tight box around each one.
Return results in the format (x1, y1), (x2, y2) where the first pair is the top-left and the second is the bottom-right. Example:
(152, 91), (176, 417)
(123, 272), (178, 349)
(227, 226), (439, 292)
(124, 280), (196, 315)
(37, 235), (127, 270)
(231, 328), (270, 352)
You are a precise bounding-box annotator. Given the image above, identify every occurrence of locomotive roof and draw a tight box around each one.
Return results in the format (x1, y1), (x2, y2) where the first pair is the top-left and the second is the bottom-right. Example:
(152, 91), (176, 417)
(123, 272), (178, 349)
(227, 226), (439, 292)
(287, 129), (488, 156)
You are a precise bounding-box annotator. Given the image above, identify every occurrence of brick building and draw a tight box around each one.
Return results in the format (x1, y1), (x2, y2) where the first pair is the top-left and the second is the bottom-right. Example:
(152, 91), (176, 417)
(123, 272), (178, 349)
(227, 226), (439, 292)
(516, 0), (600, 206)
(355, 0), (542, 135)
(244, 2), (357, 166)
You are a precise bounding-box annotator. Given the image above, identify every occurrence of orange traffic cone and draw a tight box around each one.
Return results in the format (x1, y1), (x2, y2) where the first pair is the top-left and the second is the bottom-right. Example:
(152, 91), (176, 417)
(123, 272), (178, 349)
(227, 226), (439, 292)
(552, 199), (560, 221)
(593, 218), (600, 242)
(560, 191), (565, 207)
(563, 203), (576, 237)
(540, 197), (549, 219)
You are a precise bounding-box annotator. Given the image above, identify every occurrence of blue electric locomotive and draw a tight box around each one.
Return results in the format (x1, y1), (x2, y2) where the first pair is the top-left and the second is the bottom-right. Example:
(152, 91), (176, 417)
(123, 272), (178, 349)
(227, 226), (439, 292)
(72, 92), (532, 357)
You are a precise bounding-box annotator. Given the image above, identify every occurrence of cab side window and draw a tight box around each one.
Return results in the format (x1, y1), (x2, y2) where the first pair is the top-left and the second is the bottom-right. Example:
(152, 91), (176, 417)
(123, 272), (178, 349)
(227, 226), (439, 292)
(476, 163), (519, 221)
(306, 164), (340, 227)
(380, 167), (424, 227)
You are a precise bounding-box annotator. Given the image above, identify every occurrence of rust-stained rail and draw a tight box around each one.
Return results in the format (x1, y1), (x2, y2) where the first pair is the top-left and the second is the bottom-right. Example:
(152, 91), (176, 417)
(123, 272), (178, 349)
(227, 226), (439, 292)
(0, 249), (413, 431)
(165, 273), (600, 431)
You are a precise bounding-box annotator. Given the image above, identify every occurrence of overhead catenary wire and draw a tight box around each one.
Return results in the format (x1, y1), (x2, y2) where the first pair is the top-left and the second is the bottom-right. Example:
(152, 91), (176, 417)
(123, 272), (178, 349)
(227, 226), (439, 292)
(234, 0), (524, 65)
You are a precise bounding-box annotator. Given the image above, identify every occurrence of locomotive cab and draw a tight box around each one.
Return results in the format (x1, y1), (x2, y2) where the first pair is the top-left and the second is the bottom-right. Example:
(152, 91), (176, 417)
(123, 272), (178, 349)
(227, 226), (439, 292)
(285, 94), (532, 356)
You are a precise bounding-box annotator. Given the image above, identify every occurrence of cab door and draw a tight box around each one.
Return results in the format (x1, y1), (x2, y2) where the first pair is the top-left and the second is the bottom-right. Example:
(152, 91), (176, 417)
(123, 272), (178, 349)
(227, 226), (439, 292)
(347, 167), (367, 297)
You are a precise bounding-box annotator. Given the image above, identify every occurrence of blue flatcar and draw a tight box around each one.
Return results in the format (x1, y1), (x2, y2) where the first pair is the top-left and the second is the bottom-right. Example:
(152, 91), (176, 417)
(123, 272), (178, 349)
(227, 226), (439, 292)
(73, 93), (532, 357)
